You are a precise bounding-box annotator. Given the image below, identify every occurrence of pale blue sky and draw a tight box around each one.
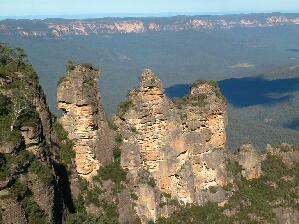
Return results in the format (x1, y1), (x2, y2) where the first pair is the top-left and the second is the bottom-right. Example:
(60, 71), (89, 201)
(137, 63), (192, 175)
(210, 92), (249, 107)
(1, 0), (299, 18)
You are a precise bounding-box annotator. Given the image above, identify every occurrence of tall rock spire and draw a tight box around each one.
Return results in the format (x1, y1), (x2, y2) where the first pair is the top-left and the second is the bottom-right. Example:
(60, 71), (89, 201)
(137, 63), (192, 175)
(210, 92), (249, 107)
(57, 64), (114, 180)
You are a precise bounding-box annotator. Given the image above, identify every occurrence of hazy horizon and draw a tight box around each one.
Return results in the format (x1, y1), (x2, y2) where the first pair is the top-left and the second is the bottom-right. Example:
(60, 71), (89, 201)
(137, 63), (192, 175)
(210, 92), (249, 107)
(1, 10), (299, 21)
(1, 0), (299, 20)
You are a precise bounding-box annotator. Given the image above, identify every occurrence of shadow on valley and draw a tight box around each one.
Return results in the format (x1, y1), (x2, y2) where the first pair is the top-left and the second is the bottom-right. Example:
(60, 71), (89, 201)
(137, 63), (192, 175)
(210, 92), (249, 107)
(218, 77), (299, 107)
(165, 84), (190, 98)
(284, 118), (299, 130)
(287, 49), (299, 52)
(165, 77), (299, 107)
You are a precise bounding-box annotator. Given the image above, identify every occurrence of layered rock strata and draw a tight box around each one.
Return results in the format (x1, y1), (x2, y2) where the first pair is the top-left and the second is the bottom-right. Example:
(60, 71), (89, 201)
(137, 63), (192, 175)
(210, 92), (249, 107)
(57, 65), (114, 180)
(114, 69), (229, 222)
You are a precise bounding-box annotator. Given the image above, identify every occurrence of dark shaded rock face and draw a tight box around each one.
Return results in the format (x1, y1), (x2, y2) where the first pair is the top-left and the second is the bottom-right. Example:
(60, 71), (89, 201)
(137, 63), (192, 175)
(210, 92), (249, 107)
(113, 69), (229, 222)
(57, 65), (114, 180)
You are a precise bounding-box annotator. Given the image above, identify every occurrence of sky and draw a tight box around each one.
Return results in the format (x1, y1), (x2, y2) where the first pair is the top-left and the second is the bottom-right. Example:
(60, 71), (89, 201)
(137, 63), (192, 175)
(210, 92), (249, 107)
(1, 0), (299, 18)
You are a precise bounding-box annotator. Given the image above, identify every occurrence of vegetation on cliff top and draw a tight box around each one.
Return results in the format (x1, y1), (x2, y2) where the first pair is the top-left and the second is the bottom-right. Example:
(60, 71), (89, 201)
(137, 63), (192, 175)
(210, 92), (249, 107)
(173, 79), (226, 109)
(66, 60), (99, 71)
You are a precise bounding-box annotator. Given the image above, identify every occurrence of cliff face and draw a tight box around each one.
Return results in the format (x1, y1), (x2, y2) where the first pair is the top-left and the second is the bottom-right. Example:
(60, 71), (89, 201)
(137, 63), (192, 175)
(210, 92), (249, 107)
(1, 14), (299, 38)
(113, 70), (229, 222)
(57, 65), (114, 180)
(0, 45), (60, 224)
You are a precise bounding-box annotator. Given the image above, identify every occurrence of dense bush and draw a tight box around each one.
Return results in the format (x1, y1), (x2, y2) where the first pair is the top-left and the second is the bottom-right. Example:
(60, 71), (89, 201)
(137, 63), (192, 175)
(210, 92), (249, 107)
(0, 149), (35, 180)
(53, 122), (75, 165)
(71, 178), (120, 223)
(65, 212), (118, 224)
(107, 120), (118, 131)
(93, 162), (127, 193)
(66, 61), (99, 71)
(81, 63), (99, 71)
(0, 93), (11, 116)
(173, 93), (208, 108)
(7, 179), (47, 224)
(156, 202), (231, 224)
(116, 99), (132, 117)
(9, 180), (29, 200)
(93, 132), (127, 192)
(53, 122), (69, 141)
(21, 197), (47, 224)
(191, 79), (218, 89)
(0, 153), (6, 179)
(225, 159), (242, 176)
(29, 160), (54, 184)
(15, 108), (40, 128)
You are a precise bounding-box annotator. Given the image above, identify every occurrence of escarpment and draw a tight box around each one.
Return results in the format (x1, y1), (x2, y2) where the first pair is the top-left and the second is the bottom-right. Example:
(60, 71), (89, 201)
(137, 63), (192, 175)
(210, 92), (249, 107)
(113, 69), (229, 222)
(57, 64), (114, 180)
(1, 14), (299, 38)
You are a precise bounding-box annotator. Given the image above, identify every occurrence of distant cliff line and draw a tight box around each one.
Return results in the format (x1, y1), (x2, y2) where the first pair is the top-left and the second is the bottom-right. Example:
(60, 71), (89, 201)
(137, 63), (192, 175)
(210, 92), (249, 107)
(0, 13), (299, 38)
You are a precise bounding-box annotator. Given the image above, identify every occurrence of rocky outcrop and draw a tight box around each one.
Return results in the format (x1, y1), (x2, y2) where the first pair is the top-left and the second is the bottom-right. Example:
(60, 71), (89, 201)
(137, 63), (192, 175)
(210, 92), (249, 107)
(273, 207), (299, 224)
(20, 125), (42, 153)
(266, 143), (299, 166)
(57, 65), (114, 180)
(114, 69), (229, 222)
(0, 139), (22, 154)
(237, 143), (299, 181)
(0, 196), (27, 224)
(238, 144), (263, 179)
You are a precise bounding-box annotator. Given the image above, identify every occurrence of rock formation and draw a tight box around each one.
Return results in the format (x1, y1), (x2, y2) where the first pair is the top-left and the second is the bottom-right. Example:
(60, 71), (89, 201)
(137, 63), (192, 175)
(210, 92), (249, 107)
(2, 44), (299, 223)
(237, 143), (299, 181)
(237, 144), (263, 179)
(0, 197), (27, 224)
(57, 64), (114, 180)
(114, 69), (229, 222)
